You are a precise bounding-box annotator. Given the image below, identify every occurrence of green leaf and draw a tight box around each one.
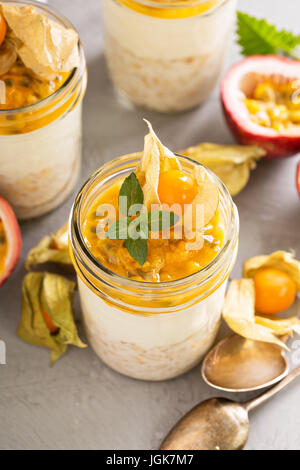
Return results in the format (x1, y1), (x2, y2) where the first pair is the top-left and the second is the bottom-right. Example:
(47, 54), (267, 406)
(125, 238), (148, 266)
(148, 211), (179, 232)
(128, 213), (149, 240)
(237, 11), (300, 59)
(119, 172), (144, 216)
(106, 217), (131, 240)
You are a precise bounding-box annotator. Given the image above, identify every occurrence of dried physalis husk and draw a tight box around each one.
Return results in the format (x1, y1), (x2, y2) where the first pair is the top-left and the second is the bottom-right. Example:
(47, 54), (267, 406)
(1, 4), (80, 80)
(136, 120), (219, 229)
(18, 272), (86, 365)
(26, 223), (73, 271)
(136, 120), (181, 210)
(181, 143), (265, 196)
(244, 251), (300, 291)
(222, 279), (287, 348)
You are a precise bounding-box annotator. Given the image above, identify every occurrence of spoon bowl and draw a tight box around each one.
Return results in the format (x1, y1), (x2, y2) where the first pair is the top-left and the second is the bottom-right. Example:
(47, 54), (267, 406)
(201, 334), (288, 392)
(160, 398), (249, 451)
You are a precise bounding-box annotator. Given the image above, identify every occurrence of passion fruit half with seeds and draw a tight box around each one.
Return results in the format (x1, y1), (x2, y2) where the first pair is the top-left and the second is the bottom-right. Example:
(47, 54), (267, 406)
(221, 55), (300, 159)
(0, 196), (22, 287)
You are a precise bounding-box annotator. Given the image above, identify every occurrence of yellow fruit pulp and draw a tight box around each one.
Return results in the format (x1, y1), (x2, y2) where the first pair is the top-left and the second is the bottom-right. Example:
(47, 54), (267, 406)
(117, 0), (221, 19)
(82, 178), (224, 283)
(244, 80), (300, 133)
(0, 219), (8, 274)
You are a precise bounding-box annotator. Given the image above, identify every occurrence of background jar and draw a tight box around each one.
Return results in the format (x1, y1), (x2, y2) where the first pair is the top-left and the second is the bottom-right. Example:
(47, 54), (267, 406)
(69, 153), (239, 381)
(0, 0), (87, 220)
(102, 0), (236, 113)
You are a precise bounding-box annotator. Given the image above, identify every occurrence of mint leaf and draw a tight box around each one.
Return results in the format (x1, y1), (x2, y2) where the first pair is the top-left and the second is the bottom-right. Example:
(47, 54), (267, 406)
(148, 211), (179, 232)
(119, 172), (144, 216)
(106, 217), (131, 240)
(128, 213), (149, 240)
(125, 238), (148, 266)
(237, 11), (300, 59)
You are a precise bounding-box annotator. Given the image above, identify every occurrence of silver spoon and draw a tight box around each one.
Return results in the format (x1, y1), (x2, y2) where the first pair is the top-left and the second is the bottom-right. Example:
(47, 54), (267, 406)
(201, 334), (289, 392)
(160, 363), (300, 450)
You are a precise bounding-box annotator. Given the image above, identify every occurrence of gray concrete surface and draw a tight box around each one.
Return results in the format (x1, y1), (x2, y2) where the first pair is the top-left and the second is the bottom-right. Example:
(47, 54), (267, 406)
(1, 0), (300, 450)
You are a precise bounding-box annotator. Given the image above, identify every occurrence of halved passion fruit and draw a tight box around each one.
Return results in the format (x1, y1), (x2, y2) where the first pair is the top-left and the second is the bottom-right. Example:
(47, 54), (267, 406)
(221, 56), (300, 159)
(0, 196), (22, 286)
(297, 161), (300, 198)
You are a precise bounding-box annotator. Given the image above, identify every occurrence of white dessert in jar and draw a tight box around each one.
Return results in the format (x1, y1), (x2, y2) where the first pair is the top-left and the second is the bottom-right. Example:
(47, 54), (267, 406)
(69, 125), (239, 381)
(102, 0), (236, 112)
(0, 1), (87, 219)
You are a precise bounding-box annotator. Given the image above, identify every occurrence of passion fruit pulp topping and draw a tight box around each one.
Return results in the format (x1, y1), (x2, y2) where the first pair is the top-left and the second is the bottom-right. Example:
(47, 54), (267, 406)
(0, 218), (8, 275)
(244, 79), (300, 134)
(0, 60), (69, 110)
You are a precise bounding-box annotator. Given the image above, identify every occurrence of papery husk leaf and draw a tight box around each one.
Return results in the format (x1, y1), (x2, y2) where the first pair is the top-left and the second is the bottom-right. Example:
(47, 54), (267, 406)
(41, 273), (86, 350)
(136, 120), (181, 210)
(180, 143), (265, 196)
(255, 315), (300, 336)
(25, 223), (73, 271)
(222, 279), (287, 348)
(18, 272), (86, 365)
(1, 4), (80, 80)
(243, 250), (300, 291)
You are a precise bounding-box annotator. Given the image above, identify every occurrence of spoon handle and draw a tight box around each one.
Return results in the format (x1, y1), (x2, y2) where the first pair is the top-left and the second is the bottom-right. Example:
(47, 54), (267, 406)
(245, 364), (300, 412)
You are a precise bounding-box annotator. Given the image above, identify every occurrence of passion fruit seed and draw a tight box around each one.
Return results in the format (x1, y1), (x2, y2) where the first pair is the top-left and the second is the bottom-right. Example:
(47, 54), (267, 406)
(254, 268), (297, 315)
(245, 80), (300, 133)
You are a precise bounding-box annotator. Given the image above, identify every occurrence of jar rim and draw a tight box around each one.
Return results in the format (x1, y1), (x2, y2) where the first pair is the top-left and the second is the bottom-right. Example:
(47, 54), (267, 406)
(0, 0), (86, 115)
(113, 0), (230, 16)
(69, 153), (239, 293)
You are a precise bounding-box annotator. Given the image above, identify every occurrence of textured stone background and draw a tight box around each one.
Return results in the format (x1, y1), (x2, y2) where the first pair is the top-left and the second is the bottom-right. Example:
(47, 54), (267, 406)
(0, 0), (300, 450)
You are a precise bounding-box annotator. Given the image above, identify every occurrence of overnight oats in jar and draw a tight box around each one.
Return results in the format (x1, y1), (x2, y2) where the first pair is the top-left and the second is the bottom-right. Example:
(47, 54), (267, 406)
(102, 0), (236, 112)
(69, 122), (239, 381)
(0, 1), (87, 219)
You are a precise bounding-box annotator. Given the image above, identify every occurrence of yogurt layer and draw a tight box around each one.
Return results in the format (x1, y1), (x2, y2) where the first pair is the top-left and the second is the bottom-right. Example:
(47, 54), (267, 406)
(78, 277), (227, 381)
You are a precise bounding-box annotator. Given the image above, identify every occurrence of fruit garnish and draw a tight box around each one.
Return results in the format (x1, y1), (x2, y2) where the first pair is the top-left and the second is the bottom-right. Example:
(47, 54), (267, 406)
(136, 120), (219, 225)
(253, 268), (297, 315)
(0, 12), (7, 46)
(106, 172), (179, 266)
(0, 196), (21, 287)
(223, 278), (300, 348)
(158, 170), (198, 212)
(1, 4), (80, 80)
(26, 223), (73, 271)
(181, 143), (265, 196)
(222, 56), (300, 158)
(297, 161), (300, 198)
(18, 272), (86, 365)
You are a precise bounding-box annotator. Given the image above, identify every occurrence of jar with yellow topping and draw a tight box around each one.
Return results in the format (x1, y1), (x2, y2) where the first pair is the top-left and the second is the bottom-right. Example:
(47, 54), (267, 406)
(0, 1), (87, 219)
(69, 132), (239, 380)
(102, 0), (236, 112)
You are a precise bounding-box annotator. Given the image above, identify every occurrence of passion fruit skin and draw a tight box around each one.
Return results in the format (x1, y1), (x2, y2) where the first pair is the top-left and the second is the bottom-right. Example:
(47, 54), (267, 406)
(221, 55), (300, 159)
(297, 161), (300, 198)
(0, 196), (22, 287)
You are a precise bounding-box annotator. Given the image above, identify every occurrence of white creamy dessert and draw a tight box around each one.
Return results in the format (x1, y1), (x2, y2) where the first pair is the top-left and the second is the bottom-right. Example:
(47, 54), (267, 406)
(102, 0), (237, 112)
(70, 123), (239, 381)
(0, 1), (87, 219)
(78, 277), (230, 381)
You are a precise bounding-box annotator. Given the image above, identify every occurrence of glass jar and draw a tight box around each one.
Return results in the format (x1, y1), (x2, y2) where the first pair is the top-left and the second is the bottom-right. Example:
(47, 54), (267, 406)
(69, 153), (239, 381)
(102, 0), (236, 113)
(0, 0), (87, 220)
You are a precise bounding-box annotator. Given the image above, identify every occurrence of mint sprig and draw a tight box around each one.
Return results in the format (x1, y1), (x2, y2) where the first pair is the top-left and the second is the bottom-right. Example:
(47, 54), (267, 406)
(237, 11), (300, 60)
(106, 172), (179, 266)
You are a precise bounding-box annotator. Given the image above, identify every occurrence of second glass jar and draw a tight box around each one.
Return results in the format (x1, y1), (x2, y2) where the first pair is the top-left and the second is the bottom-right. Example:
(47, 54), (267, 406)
(102, 0), (236, 113)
